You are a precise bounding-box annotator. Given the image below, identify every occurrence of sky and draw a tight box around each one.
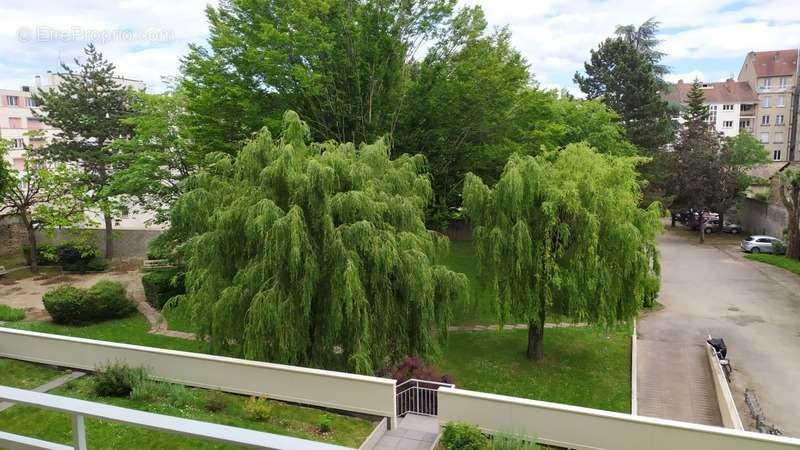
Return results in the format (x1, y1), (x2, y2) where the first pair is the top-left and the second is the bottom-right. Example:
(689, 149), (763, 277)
(0, 0), (798, 95)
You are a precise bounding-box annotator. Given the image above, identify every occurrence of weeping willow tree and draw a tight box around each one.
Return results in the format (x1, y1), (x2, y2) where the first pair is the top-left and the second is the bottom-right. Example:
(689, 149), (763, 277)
(171, 111), (467, 373)
(463, 143), (661, 360)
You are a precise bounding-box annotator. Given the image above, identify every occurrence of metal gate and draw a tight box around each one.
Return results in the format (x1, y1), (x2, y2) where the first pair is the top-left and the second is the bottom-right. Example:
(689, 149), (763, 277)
(395, 379), (454, 417)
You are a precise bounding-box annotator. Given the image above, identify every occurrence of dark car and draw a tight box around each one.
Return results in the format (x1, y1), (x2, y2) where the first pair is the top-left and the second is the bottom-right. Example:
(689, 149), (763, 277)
(704, 219), (742, 234)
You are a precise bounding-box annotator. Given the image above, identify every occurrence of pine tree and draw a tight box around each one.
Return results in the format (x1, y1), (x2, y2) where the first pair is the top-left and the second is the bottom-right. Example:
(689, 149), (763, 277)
(33, 44), (136, 258)
(170, 111), (467, 373)
(463, 144), (661, 360)
(683, 79), (710, 125)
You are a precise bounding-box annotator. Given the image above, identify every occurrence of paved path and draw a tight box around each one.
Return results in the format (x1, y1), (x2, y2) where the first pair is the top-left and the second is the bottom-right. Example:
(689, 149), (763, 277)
(373, 414), (438, 450)
(638, 228), (800, 436)
(447, 322), (587, 332)
(0, 370), (86, 413)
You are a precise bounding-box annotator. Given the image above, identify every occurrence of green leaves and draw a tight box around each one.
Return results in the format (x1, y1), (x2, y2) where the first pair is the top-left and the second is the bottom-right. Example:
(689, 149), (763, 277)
(464, 144), (661, 356)
(173, 111), (466, 373)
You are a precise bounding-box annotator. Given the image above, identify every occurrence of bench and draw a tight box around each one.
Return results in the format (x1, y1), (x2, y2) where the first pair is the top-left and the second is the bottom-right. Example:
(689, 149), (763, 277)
(143, 259), (175, 270)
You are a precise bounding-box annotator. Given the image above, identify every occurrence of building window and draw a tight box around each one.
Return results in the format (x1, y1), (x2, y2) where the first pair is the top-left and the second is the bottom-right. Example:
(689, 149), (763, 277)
(777, 96), (785, 107)
(761, 115), (770, 126)
(740, 119), (751, 129)
(707, 105), (717, 124)
(773, 150), (782, 161)
(722, 104), (734, 111)
(27, 118), (42, 129)
(8, 117), (22, 128)
(774, 132), (784, 143)
(776, 114), (785, 125)
(11, 138), (25, 149)
(25, 97), (36, 107)
(761, 96), (770, 107)
(779, 77), (789, 88)
(723, 120), (733, 128)
(6, 95), (19, 106)
(760, 78), (771, 88)
(760, 132), (769, 143)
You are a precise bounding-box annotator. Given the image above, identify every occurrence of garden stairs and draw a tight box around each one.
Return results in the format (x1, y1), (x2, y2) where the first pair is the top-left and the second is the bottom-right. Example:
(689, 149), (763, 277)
(372, 414), (439, 450)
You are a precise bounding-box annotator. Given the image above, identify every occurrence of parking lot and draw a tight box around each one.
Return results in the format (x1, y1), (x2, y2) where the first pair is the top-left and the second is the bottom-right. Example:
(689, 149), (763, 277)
(637, 226), (800, 436)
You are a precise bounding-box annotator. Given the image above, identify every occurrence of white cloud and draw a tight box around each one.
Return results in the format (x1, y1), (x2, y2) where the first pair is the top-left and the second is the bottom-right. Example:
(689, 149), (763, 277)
(0, 0), (797, 94)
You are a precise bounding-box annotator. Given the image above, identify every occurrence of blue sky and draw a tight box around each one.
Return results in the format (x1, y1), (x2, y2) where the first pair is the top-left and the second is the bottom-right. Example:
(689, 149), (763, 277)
(0, 0), (798, 95)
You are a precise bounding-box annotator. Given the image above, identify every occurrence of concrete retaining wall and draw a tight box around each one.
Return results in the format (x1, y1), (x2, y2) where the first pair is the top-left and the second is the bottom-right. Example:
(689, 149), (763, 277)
(0, 217), (26, 257)
(0, 328), (397, 420)
(438, 388), (800, 450)
(705, 343), (744, 430)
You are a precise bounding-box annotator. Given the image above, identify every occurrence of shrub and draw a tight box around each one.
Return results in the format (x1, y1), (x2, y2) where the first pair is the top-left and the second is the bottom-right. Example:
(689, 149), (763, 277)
(131, 381), (193, 408)
(57, 241), (105, 273)
(379, 356), (454, 384)
(42, 281), (135, 325)
(490, 434), (540, 450)
(141, 268), (185, 309)
(772, 240), (787, 255)
(0, 305), (25, 322)
(22, 243), (58, 266)
(440, 422), (488, 450)
(243, 396), (272, 421)
(93, 363), (148, 397)
(203, 390), (229, 413)
(85, 280), (136, 320)
(317, 414), (333, 433)
(42, 286), (89, 324)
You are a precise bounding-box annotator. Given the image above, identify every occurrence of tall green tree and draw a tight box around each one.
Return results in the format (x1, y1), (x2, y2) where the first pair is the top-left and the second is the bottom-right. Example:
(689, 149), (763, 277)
(181, 0), (456, 155)
(0, 141), (11, 197)
(614, 18), (668, 80)
(664, 80), (738, 241)
(463, 144), (661, 360)
(33, 44), (137, 259)
(111, 88), (199, 224)
(171, 111), (467, 373)
(779, 169), (800, 260)
(0, 150), (90, 273)
(395, 6), (530, 221)
(574, 22), (674, 153)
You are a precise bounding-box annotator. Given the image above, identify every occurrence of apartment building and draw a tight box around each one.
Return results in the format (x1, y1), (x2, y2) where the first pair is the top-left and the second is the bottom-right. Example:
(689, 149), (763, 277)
(664, 79), (759, 137)
(1, 73), (158, 231)
(738, 49), (800, 161)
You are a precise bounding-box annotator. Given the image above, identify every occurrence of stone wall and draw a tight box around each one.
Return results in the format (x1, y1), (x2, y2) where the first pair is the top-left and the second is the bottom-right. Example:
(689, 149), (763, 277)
(740, 198), (788, 237)
(0, 217), (26, 257)
(35, 228), (163, 259)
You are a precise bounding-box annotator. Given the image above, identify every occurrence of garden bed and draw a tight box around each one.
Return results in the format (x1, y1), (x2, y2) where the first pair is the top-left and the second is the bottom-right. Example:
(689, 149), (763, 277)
(745, 253), (800, 276)
(0, 360), (375, 449)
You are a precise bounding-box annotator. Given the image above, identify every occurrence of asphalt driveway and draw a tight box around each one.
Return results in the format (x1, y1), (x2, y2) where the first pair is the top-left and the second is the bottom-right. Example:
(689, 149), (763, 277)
(637, 227), (800, 437)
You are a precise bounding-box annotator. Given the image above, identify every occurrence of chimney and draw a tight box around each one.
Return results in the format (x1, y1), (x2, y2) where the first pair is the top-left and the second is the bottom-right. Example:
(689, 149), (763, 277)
(677, 79), (684, 85)
(725, 78), (735, 92)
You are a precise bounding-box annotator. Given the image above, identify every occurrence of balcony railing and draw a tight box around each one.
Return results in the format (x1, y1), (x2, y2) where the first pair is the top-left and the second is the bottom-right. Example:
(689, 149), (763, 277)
(0, 385), (351, 450)
(396, 379), (454, 417)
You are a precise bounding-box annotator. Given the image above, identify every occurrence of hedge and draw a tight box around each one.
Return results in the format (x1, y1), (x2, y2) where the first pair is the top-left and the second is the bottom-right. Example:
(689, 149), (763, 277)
(141, 268), (185, 309)
(42, 281), (136, 325)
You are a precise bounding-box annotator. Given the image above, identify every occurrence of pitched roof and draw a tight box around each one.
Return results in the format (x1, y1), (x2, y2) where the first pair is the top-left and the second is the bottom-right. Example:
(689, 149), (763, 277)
(749, 49), (798, 78)
(663, 80), (759, 104)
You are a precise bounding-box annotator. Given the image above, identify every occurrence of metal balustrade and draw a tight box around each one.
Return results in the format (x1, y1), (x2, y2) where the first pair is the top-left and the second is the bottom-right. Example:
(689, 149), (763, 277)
(395, 379), (454, 417)
(0, 385), (352, 450)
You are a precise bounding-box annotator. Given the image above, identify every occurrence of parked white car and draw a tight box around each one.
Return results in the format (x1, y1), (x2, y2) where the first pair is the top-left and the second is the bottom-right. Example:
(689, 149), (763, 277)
(740, 235), (784, 254)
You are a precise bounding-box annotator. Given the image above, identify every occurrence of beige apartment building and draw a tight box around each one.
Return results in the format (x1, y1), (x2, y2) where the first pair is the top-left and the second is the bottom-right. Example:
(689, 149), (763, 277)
(738, 49), (800, 161)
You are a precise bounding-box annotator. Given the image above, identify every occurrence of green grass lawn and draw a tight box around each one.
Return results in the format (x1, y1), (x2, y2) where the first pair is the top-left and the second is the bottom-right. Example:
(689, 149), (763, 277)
(745, 253), (800, 275)
(163, 302), (196, 333)
(0, 370), (374, 449)
(0, 358), (64, 389)
(438, 326), (632, 413)
(2, 313), (203, 354)
(0, 266), (61, 283)
(444, 241), (501, 325)
(0, 304), (25, 322)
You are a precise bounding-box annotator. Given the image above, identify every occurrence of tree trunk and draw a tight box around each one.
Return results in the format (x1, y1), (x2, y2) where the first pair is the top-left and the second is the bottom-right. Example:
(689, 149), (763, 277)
(526, 306), (547, 361)
(787, 199), (800, 260)
(104, 211), (114, 260)
(699, 218), (705, 244)
(671, 215), (676, 227)
(19, 212), (39, 273)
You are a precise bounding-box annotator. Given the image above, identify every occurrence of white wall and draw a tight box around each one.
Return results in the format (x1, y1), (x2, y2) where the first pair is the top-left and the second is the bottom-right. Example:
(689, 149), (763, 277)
(0, 328), (397, 419)
(438, 388), (800, 450)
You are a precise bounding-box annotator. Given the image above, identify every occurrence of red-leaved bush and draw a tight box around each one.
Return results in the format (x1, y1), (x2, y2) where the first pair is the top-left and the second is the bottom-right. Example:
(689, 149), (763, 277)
(378, 356), (454, 385)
